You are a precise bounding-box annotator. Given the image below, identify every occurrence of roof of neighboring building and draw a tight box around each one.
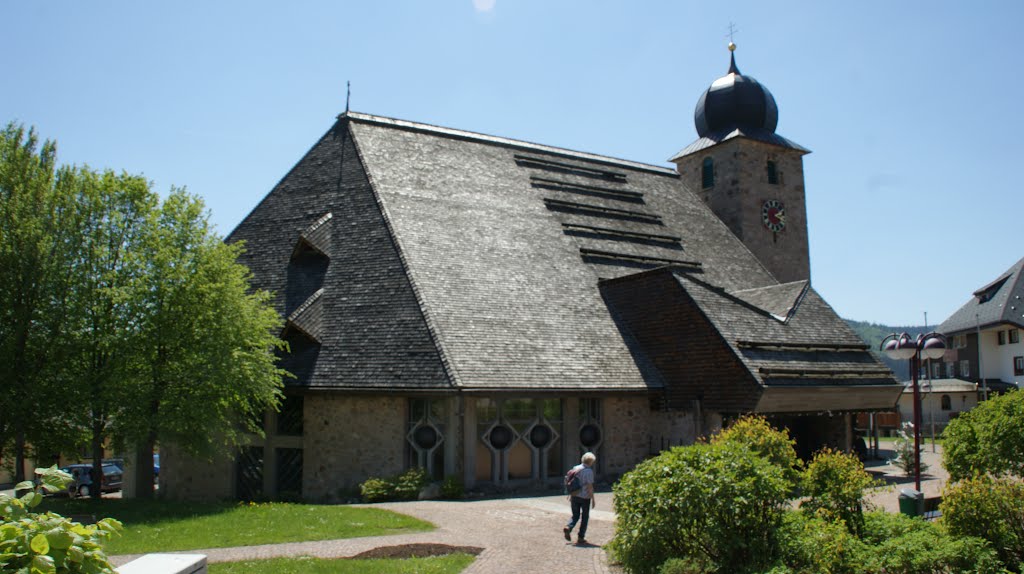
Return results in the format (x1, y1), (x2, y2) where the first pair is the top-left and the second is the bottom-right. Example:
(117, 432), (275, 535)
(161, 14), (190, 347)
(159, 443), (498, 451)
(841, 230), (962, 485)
(900, 379), (977, 394)
(938, 256), (1024, 334)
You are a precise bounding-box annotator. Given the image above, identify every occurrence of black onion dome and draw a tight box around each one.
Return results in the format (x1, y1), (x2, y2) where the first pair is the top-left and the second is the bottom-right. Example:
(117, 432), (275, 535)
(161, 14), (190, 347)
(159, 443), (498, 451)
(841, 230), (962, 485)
(694, 46), (779, 137)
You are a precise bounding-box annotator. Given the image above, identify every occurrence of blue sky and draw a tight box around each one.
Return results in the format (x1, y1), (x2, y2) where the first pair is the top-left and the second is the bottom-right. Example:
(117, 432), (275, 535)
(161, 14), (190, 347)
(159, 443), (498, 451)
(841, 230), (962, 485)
(3, 1), (1021, 326)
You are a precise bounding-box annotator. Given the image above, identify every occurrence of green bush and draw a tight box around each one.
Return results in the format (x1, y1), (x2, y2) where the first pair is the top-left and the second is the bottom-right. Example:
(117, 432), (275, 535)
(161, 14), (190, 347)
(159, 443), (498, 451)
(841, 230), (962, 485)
(440, 476), (464, 499)
(359, 467), (431, 502)
(799, 448), (877, 536)
(358, 477), (396, 503)
(858, 511), (1002, 574)
(656, 556), (713, 574)
(942, 474), (1024, 570)
(0, 466), (123, 573)
(776, 510), (1003, 574)
(393, 467), (429, 500)
(712, 415), (802, 487)
(777, 511), (861, 574)
(609, 441), (789, 574)
(943, 389), (1024, 481)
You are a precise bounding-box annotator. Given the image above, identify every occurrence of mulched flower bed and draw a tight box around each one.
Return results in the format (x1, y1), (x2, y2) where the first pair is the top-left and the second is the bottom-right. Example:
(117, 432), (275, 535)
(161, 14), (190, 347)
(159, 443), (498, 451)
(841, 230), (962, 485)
(350, 543), (483, 560)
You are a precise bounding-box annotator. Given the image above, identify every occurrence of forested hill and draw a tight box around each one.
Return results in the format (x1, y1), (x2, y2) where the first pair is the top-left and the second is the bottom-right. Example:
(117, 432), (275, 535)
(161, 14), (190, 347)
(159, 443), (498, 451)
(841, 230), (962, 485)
(844, 319), (930, 379)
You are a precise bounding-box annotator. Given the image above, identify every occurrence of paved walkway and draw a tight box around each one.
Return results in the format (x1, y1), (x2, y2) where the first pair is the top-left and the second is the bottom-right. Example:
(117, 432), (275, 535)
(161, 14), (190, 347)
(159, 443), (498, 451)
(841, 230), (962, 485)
(111, 493), (620, 573)
(102, 444), (948, 573)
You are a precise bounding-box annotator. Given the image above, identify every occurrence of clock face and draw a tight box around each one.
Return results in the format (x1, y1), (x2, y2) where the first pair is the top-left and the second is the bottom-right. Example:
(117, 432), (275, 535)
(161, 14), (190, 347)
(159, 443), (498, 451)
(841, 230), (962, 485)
(762, 200), (786, 232)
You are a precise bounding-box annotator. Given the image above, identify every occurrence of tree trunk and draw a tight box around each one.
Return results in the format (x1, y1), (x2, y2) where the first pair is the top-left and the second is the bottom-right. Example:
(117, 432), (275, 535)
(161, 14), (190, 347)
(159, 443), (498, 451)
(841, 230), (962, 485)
(91, 415), (105, 500)
(13, 430), (26, 484)
(132, 434), (157, 499)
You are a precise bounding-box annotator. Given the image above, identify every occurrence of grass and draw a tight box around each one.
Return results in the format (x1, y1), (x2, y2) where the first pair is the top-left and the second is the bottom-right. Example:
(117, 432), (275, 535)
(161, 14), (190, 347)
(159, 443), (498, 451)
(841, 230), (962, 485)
(40, 498), (434, 554)
(209, 554), (476, 574)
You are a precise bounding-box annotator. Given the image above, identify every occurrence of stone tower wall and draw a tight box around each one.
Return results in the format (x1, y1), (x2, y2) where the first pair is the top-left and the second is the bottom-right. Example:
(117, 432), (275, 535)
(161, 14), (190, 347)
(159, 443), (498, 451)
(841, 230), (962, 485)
(674, 138), (810, 284)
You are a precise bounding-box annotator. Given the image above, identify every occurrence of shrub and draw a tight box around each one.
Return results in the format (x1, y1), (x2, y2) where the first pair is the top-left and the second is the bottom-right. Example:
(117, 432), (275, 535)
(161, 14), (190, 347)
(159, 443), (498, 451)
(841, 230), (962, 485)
(656, 556), (713, 574)
(358, 467), (431, 502)
(942, 474), (1024, 570)
(609, 441), (789, 574)
(0, 466), (123, 573)
(358, 477), (396, 503)
(799, 448), (877, 536)
(777, 511), (862, 574)
(712, 415), (802, 487)
(858, 511), (1003, 574)
(888, 422), (928, 476)
(943, 389), (1024, 480)
(440, 476), (464, 499)
(393, 467), (429, 500)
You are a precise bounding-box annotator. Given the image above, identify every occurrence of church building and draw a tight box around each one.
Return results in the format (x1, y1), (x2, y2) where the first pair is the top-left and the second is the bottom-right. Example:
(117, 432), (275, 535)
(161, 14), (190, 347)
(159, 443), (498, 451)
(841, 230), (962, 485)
(163, 45), (899, 501)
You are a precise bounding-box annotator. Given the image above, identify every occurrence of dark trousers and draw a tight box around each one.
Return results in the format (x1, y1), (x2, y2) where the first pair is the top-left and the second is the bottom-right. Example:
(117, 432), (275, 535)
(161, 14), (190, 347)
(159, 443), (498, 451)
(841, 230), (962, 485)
(566, 496), (590, 539)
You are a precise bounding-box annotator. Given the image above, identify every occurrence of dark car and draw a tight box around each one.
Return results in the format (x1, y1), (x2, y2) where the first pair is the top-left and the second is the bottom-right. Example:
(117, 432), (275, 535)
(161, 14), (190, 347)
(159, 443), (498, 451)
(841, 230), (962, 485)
(60, 463), (123, 497)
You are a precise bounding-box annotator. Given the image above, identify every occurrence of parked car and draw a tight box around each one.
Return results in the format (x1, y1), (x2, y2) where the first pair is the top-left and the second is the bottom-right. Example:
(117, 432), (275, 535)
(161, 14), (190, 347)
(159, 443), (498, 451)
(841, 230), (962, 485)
(103, 458), (125, 472)
(60, 463), (123, 497)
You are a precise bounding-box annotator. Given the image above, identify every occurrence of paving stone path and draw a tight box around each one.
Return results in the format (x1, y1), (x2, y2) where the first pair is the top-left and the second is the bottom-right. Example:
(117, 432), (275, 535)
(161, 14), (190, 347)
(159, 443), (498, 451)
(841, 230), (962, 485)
(110, 493), (620, 573)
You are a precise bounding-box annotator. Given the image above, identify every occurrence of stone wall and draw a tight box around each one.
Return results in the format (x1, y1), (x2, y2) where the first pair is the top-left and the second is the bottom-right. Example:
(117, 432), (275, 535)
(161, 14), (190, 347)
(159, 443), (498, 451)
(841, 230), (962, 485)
(303, 394), (406, 501)
(159, 444), (233, 502)
(599, 395), (716, 478)
(674, 138), (810, 284)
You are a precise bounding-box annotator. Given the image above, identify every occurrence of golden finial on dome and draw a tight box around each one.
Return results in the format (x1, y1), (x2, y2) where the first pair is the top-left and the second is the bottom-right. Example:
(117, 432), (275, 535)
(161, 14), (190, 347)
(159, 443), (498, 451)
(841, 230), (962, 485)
(728, 42), (736, 52)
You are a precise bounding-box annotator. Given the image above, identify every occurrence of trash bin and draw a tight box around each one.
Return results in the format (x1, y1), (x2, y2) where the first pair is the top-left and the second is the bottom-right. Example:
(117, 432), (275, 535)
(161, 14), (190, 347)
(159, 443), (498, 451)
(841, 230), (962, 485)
(898, 488), (924, 517)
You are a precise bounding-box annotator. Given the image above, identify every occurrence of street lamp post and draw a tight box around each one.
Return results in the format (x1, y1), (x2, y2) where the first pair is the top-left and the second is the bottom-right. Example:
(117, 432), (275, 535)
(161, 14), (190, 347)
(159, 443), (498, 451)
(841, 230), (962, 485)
(880, 331), (947, 491)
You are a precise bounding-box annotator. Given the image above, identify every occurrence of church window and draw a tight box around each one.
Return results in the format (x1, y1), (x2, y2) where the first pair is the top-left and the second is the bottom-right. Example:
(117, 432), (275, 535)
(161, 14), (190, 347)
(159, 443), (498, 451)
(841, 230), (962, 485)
(1014, 356), (1024, 376)
(998, 331), (1006, 345)
(1010, 329), (1020, 344)
(701, 157), (714, 189)
(766, 160), (779, 184)
(940, 395), (952, 411)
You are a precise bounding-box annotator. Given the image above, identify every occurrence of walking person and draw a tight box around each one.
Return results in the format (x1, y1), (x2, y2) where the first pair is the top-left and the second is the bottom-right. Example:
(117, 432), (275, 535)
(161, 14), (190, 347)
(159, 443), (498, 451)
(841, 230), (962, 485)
(563, 452), (597, 545)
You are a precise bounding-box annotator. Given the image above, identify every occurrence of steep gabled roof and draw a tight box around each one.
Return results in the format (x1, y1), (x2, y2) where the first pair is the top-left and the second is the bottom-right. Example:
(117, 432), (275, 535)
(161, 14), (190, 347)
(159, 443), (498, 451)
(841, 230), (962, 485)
(233, 110), (858, 396)
(347, 112), (779, 392)
(938, 256), (1024, 334)
(602, 268), (899, 414)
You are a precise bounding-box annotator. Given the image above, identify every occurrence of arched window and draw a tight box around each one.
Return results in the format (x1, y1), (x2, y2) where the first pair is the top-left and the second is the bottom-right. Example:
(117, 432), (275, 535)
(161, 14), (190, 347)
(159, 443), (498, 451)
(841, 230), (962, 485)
(701, 157), (714, 189)
(766, 160), (779, 184)
(941, 395), (952, 411)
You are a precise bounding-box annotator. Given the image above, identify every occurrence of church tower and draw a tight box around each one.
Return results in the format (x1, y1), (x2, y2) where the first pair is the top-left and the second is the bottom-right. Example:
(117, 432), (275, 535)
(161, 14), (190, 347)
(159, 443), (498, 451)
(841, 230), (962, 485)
(671, 43), (811, 284)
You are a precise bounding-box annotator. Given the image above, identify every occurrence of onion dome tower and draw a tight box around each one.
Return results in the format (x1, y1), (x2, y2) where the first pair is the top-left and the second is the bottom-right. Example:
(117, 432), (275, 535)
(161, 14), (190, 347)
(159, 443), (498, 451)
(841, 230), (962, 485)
(671, 43), (811, 284)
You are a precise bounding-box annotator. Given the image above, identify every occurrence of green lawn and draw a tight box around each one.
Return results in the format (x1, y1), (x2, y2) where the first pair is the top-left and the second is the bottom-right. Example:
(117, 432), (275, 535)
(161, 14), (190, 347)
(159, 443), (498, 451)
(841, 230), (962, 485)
(41, 499), (434, 554)
(209, 554), (476, 574)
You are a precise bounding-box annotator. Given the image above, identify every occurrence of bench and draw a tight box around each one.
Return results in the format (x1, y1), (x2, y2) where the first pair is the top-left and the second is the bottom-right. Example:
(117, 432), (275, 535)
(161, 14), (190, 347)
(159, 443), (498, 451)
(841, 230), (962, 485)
(116, 554), (206, 574)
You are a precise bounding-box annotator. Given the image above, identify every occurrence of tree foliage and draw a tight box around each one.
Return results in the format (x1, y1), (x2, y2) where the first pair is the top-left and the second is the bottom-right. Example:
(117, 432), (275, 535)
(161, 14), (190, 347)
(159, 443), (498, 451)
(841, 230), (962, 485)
(0, 123), (286, 491)
(943, 389), (1024, 481)
(115, 189), (286, 496)
(0, 124), (84, 481)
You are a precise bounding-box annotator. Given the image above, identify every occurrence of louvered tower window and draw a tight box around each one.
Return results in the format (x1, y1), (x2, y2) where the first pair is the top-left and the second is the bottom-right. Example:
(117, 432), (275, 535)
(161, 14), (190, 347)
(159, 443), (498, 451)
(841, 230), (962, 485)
(701, 157), (714, 189)
(767, 160), (779, 184)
